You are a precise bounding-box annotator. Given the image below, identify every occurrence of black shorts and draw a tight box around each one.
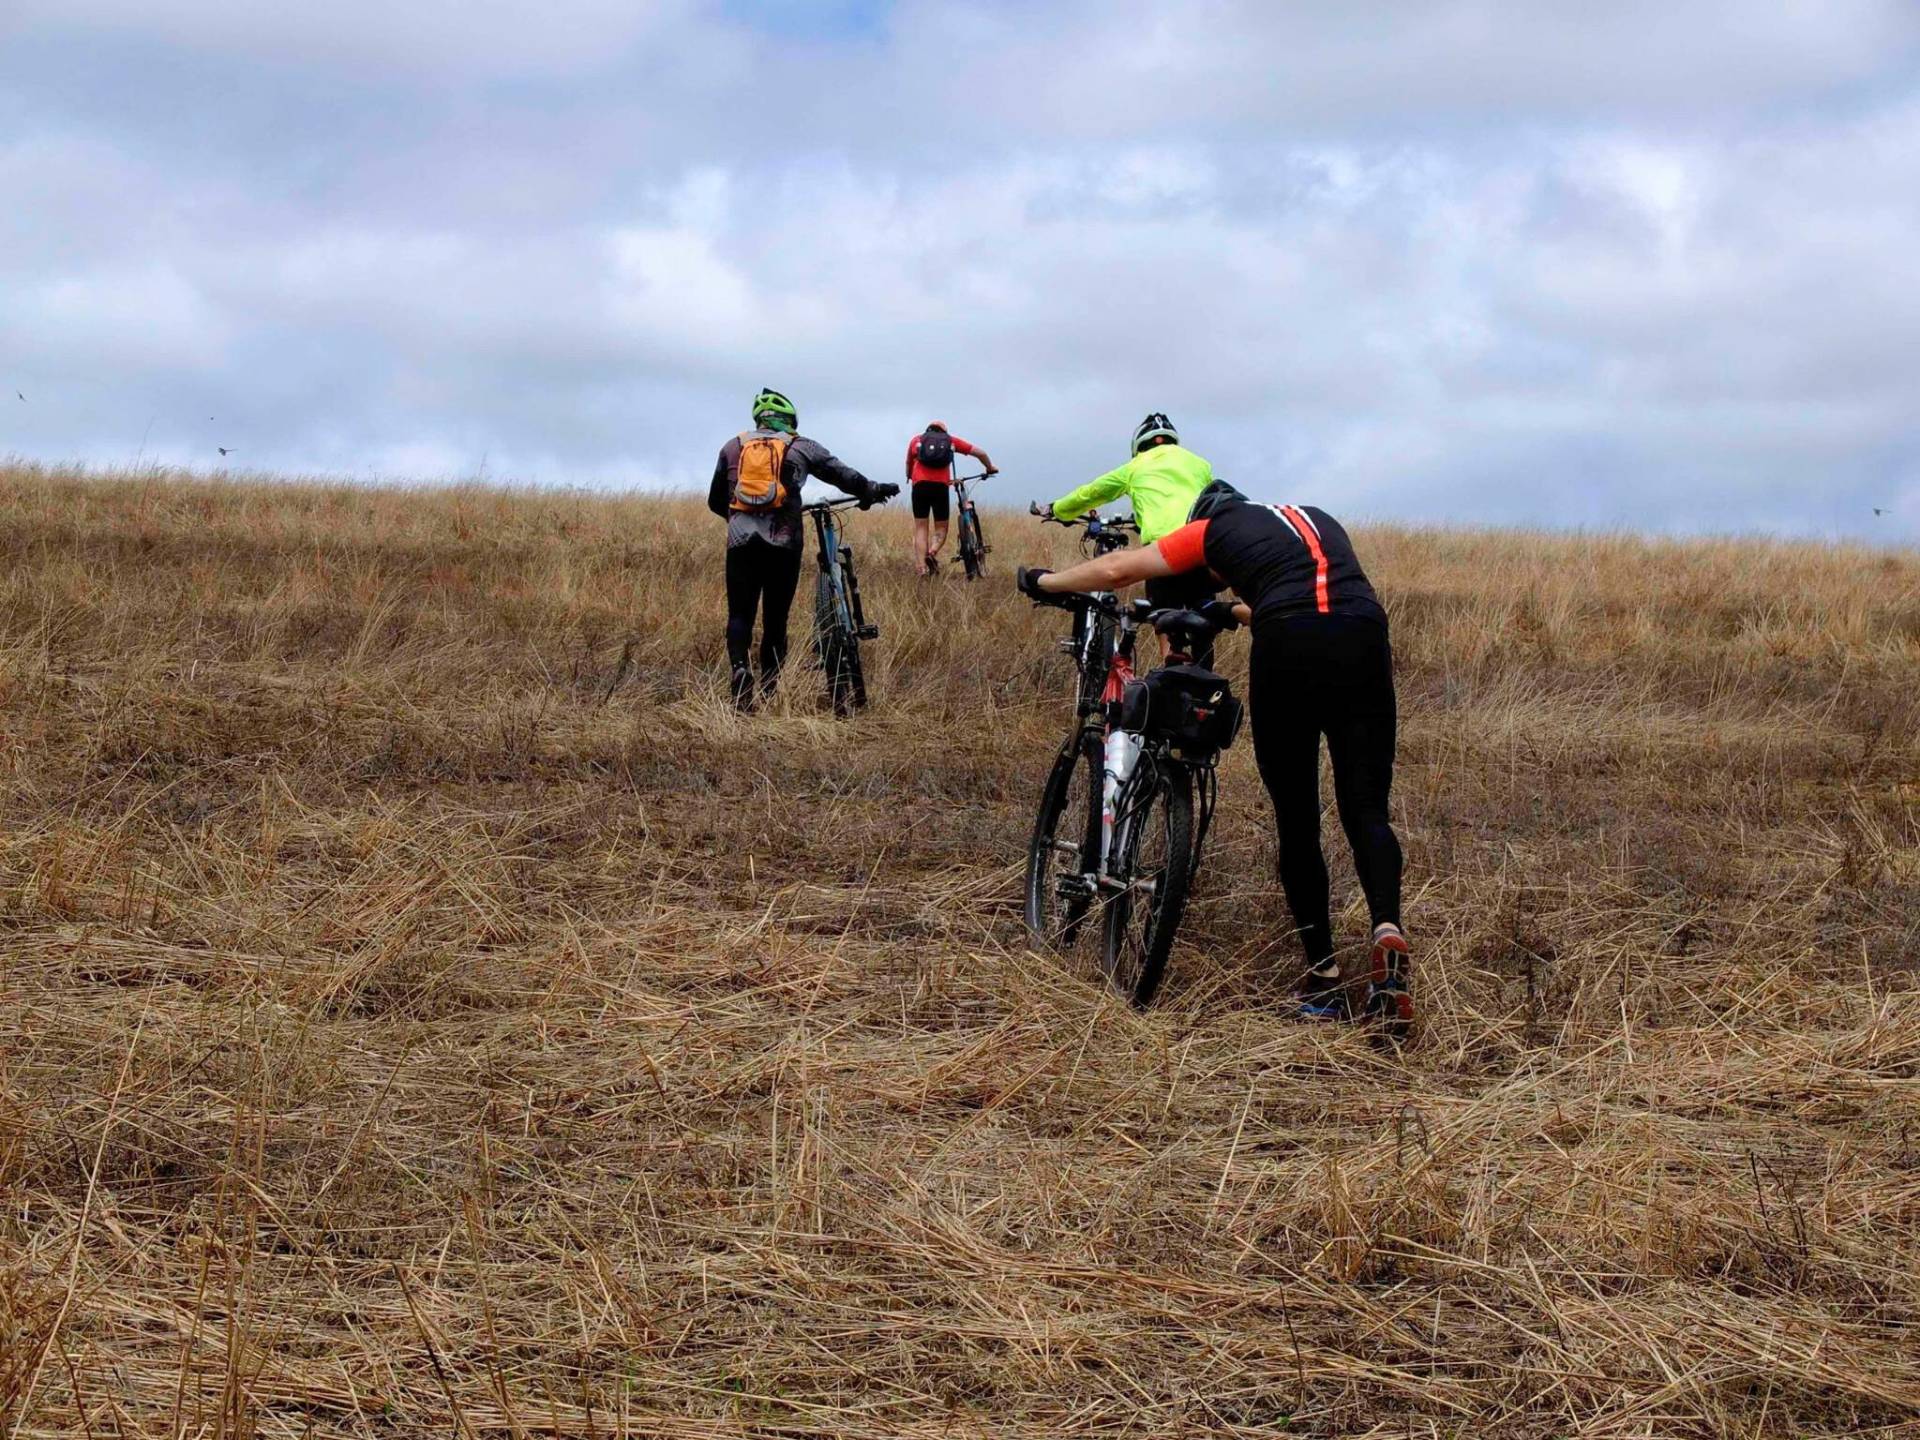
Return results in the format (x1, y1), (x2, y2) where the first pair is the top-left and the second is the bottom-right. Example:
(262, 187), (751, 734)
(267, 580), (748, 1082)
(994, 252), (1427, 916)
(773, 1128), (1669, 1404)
(910, 482), (951, 522)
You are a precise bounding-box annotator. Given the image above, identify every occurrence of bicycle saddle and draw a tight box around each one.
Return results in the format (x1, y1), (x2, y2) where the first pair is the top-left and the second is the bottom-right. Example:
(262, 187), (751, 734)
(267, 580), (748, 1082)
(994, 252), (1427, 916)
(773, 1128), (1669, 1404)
(1149, 600), (1241, 644)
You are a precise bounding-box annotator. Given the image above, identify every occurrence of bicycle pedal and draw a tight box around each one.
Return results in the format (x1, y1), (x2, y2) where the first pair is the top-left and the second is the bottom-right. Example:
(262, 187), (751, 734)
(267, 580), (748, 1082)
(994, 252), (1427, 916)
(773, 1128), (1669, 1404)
(857, 624), (880, 640)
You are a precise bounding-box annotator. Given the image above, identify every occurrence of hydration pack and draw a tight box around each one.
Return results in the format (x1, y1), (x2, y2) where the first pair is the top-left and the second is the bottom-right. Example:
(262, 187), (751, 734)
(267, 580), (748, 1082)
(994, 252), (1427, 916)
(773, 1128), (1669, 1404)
(917, 429), (954, 471)
(731, 432), (789, 511)
(1118, 664), (1243, 757)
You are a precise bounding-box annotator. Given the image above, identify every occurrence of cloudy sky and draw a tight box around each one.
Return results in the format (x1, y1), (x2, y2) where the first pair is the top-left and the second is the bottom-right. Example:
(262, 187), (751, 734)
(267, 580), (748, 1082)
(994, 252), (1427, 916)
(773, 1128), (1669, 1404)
(3, 1), (1917, 538)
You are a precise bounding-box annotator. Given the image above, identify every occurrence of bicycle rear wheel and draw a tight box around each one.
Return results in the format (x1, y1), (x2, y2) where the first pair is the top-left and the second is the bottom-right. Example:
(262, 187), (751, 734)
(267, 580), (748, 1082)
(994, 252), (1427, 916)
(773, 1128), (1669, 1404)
(1025, 735), (1103, 950)
(1102, 762), (1193, 1007)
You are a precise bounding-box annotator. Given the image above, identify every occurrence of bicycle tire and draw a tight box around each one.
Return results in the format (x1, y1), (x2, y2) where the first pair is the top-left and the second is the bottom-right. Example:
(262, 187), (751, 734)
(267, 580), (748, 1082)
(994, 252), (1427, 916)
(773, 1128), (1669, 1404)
(1102, 762), (1194, 1007)
(1024, 736), (1103, 950)
(814, 565), (863, 716)
(1075, 610), (1117, 717)
(959, 507), (986, 581)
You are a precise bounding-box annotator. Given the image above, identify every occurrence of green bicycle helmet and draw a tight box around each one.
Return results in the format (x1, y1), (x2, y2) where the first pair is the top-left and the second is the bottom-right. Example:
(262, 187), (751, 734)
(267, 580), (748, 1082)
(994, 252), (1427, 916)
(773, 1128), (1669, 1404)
(1132, 412), (1178, 455)
(751, 386), (798, 433)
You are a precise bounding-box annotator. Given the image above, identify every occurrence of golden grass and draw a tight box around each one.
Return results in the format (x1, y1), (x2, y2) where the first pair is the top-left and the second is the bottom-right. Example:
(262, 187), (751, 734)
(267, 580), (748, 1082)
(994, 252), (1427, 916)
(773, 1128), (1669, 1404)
(0, 459), (1916, 1438)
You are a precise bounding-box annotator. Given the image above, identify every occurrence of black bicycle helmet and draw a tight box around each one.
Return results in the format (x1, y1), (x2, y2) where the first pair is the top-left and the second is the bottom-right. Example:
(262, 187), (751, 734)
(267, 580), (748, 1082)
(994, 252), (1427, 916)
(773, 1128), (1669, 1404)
(1132, 412), (1178, 454)
(1187, 479), (1247, 522)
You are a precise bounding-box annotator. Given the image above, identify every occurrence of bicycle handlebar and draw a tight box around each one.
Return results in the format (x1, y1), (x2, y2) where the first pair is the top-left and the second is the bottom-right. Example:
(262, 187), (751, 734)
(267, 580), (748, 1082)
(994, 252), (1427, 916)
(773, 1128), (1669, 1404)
(802, 495), (867, 512)
(1017, 569), (1241, 638)
(1030, 502), (1139, 532)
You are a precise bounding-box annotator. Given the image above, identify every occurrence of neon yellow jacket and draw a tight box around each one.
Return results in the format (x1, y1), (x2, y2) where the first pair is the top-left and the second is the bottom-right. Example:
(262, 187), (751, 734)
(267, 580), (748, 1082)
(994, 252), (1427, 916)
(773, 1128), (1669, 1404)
(1050, 444), (1214, 542)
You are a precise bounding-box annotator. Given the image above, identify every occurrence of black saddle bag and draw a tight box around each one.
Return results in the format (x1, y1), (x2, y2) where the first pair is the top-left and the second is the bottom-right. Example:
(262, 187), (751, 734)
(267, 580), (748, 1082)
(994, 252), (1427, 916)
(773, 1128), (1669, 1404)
(1118, 663), (1244, 757)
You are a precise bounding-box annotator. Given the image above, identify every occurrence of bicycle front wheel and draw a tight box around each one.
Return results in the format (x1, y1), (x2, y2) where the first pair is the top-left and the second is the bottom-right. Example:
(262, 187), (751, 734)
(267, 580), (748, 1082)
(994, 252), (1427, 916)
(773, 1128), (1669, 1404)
(1025, 736), (1103, 950)
(814, 566), (865, 716)
(958, 507), (986, 581)
(1102, 762), (1193, 1007)
(1075, 610), (1117, 717)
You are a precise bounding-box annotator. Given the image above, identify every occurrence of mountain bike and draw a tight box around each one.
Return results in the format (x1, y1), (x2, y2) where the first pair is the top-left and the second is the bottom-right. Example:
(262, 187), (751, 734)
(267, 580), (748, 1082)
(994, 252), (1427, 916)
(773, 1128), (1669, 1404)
(1021, 507), (1136, 955)
(1021, 580), (1243, 1004)
(951, 470), (993, 581)
(1022, 585), (1243, 1004)
(806, 497), (878, 716)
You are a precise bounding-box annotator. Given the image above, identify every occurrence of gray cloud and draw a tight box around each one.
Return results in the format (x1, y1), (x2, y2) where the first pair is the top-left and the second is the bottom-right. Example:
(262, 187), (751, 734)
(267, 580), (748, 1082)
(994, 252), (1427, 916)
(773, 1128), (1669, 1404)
(1, 1), (1916, 539)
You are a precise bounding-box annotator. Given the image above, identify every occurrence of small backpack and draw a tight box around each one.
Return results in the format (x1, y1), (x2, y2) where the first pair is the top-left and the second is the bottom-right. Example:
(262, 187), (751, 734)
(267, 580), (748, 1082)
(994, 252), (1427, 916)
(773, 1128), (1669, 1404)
(731, 432), (789, 511)
(917, 428), (954, 471)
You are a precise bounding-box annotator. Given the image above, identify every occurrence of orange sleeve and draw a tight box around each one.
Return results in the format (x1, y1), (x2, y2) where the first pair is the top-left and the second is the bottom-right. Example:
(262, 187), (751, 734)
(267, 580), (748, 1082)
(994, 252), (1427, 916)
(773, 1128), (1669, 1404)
(1155, 519), (1209, 575)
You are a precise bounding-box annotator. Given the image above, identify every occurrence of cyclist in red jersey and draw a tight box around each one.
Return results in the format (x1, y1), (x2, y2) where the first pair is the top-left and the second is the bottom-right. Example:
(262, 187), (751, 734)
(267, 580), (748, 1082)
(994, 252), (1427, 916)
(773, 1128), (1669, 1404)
(905, 421), (995, 575)
(1016, 482), (1411, 1035)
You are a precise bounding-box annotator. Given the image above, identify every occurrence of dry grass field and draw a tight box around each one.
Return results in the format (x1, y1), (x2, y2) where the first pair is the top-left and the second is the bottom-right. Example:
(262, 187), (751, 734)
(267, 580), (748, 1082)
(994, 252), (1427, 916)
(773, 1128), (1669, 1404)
(0, 461), (1916, 1439)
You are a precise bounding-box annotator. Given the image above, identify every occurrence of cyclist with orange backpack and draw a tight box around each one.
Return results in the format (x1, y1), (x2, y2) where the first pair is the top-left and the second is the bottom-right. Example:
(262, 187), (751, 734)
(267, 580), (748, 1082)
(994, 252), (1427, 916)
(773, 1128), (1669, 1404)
(905, 421), (996, 575)
(708, 387), (898, 710)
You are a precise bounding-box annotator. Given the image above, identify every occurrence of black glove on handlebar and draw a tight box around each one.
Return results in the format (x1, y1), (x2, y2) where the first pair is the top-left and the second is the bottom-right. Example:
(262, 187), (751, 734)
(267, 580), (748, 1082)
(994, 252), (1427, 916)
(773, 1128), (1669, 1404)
(1016, 566), (1054, 601)
(860, 482), (900, 510)
(1198, 597), (1244, 631)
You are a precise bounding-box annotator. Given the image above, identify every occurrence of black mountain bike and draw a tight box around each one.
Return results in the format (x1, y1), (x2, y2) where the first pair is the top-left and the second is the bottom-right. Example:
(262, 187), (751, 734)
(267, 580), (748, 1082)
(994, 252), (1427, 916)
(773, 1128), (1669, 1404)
(1023, 574), (1243, 1005)
(952, 470), (993, 580)
(806, 497), (879, 716)
(1019, 509), (1131, 963)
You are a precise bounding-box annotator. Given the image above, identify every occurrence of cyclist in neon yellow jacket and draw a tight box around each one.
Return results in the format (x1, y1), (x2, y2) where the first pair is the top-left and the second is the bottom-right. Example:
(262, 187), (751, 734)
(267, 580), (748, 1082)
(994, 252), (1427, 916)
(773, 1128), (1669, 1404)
(1046, 412), (1222, 661)
(1046, 413), (1214, 543)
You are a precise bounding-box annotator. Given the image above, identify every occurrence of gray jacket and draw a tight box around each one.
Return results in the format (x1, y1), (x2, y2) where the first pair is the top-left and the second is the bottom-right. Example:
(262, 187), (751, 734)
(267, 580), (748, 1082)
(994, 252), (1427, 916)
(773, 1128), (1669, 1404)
(708, 428), (878, 549)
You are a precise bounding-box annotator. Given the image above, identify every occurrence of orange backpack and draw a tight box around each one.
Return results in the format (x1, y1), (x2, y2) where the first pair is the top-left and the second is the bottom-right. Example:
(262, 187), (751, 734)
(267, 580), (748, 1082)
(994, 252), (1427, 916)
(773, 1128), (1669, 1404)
(731, 432), (789, 511)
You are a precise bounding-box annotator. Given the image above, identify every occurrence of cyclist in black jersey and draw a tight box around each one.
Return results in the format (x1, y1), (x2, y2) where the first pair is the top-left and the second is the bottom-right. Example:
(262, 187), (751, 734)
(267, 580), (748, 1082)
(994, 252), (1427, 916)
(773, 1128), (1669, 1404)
(1018, 482), (1411, 1035)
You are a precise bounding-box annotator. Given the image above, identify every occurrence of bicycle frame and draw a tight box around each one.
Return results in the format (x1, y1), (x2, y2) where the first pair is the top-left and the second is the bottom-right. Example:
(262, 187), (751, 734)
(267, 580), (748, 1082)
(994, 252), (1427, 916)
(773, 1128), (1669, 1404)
(807, 498), (874, 624)
(1035, 507), (1138, 723)
(805, 496), (877, 712)
(946, 470), (991, 579)
(952, 469), (988, 518)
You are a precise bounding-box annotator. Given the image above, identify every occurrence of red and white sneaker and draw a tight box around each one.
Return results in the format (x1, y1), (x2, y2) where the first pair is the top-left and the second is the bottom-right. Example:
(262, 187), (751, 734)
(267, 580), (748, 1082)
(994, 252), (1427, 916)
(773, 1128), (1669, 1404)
(1364, 923), (1413, 1045)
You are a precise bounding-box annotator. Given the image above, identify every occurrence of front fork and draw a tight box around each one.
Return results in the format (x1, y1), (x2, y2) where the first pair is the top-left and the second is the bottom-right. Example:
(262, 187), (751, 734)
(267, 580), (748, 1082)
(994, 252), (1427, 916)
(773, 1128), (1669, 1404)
(841, 547), (878, 639)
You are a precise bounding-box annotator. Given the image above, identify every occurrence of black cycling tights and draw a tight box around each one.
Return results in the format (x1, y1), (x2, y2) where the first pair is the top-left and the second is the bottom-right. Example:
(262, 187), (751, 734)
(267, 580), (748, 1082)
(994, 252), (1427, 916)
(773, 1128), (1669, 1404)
(725, 537), (804, 685)
(1248, 613), (1403, 969)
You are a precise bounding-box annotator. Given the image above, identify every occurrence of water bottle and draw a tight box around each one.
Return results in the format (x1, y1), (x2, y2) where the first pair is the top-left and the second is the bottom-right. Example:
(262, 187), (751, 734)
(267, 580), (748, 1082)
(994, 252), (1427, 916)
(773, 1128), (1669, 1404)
(1101, 729), (1143, 865)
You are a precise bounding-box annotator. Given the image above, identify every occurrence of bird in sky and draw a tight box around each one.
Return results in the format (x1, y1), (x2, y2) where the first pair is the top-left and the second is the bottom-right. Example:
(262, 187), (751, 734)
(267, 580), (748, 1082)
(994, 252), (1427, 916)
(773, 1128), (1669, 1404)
(218, 446), (233, 456)
(14, 392), (23, 402)
(1874, 507), (1887, 516)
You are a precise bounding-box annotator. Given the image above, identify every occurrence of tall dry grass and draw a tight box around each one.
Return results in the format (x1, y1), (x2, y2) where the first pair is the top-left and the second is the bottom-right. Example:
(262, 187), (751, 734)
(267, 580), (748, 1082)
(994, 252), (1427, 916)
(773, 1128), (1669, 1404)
(0, 459), (1915, 1438)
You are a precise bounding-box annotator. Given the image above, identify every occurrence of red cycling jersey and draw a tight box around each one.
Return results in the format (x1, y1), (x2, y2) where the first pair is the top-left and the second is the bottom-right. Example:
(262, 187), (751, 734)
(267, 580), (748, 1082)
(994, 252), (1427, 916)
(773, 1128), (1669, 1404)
(1155, 518), (1210, 574)
(906, 434), (978, 486)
